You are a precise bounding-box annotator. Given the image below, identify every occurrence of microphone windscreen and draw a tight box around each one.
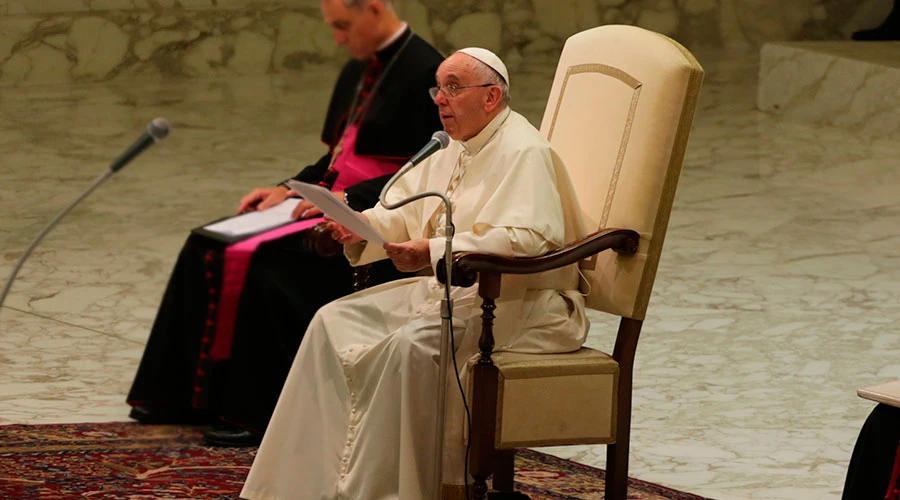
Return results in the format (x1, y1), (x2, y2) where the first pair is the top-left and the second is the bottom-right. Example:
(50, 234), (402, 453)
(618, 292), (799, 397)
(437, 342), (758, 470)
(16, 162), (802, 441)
(148, 118), (171, 141)
(432, 131), (450, 149)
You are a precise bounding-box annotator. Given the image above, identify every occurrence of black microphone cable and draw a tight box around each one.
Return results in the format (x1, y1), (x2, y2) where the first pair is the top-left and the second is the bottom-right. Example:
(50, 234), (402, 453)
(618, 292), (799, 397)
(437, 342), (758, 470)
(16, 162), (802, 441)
(444, 229), (474, 500)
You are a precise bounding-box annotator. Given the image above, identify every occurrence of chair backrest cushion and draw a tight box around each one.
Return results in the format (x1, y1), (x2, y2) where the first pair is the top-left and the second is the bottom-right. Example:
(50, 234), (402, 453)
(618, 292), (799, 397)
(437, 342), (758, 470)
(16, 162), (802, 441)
(539, 25), (704, 320)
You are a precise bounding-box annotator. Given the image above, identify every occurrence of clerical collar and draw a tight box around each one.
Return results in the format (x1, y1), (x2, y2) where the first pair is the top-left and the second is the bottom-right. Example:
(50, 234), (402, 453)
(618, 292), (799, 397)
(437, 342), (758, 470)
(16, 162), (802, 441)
(461, 107), (511, 155)
(376, 23), (410, 62)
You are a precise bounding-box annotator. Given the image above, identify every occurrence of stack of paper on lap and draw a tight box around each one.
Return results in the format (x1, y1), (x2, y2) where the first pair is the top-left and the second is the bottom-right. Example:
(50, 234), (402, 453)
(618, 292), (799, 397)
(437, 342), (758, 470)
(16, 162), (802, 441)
(202, 199), (303, 237)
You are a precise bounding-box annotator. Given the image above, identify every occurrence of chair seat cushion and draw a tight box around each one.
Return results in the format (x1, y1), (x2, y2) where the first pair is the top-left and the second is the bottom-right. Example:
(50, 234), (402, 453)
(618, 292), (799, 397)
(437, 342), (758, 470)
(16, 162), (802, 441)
(479, 347), (619, 449)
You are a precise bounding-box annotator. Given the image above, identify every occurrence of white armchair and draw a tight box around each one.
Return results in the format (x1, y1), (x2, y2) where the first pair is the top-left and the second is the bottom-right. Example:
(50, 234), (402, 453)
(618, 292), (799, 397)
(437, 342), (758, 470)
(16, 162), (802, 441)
(441, 25), (704, 500)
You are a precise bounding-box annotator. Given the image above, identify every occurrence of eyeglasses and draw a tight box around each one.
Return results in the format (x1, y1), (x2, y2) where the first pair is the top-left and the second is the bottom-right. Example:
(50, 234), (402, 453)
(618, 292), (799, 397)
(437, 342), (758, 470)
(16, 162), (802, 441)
(428, 83), (495, 100)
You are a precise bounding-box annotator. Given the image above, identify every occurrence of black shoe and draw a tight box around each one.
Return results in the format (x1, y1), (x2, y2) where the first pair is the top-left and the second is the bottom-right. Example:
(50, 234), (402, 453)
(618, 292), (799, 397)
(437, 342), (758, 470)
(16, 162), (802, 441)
(852, 26), (900, 40)
(128, 405), (210, 425)
(852, 10), (900, 41)
(203, 424), (262, 447)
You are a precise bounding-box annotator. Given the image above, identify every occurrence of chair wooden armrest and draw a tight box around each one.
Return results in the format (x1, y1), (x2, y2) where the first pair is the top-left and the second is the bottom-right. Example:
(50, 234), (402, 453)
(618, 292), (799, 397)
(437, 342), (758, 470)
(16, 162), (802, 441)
(303, 223), (343, 257)
(304, 223), (371, 291)
(437, 228), (639, 287)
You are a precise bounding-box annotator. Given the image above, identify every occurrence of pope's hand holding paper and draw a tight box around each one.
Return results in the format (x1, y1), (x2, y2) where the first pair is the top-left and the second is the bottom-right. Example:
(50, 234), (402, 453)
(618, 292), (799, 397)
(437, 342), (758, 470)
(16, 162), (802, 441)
(286, 181), (387, 246)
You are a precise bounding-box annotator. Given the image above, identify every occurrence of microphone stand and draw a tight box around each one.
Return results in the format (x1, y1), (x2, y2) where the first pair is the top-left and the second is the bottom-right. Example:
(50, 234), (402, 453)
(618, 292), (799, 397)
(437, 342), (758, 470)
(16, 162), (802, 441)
(0, 169), (115, 311)
(1, 118), (169, 314)
(378, 163), (455, 500)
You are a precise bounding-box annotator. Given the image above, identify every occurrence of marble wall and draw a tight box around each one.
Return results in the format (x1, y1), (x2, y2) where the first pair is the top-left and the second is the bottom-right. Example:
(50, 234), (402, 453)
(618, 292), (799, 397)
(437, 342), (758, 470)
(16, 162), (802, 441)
(0, 1), (331, 86)
(0, 0), (893, 86)
(758, 41), (900, 138)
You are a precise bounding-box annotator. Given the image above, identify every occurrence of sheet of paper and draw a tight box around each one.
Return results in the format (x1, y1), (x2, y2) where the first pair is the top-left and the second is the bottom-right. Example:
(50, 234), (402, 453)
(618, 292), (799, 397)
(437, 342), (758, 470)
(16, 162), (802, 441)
(287, 181), (387, 246)
(202, 198), (302, 237)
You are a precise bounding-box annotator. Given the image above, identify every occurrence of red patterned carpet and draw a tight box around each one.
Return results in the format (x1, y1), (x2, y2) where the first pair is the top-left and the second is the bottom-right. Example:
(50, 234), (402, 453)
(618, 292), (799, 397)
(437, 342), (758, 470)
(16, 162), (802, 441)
(0, 422), (709, 499)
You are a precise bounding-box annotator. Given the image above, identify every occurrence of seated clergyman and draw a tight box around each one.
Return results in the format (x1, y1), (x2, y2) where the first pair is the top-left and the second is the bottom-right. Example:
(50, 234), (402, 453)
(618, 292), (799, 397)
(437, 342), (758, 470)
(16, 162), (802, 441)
(125, 0), (443, 448)
(240, 48), (590, 499)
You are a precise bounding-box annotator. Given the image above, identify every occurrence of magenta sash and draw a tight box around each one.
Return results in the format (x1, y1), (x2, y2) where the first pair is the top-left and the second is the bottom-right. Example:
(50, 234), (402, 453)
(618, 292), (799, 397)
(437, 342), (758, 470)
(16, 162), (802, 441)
(330, 125), (402, 191)
(209, 124), (403, 361)
(209, 218), (322, 361)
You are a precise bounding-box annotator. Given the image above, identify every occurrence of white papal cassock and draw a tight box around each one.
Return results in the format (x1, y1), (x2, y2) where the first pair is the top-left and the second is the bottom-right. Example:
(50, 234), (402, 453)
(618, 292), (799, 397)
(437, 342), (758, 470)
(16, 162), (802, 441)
(241, 107), (589, 500)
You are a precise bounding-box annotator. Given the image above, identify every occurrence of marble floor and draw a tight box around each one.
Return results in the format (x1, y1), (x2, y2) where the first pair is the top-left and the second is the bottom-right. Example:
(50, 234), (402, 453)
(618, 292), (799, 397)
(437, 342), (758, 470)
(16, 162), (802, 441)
(2, 47), (899, 500)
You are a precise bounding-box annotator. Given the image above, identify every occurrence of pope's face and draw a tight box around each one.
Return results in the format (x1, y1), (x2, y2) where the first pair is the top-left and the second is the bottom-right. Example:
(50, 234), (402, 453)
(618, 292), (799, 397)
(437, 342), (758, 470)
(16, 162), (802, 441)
(432, 53), (497, 141)
(321, 0), (381, 60)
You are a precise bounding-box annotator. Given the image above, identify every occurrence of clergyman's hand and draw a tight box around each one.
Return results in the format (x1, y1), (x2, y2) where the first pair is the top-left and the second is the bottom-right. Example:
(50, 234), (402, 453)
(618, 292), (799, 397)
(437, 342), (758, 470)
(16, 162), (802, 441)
(237, 186), (291, 214)
(384, 239), (431, 273)
(290, 190), (343, 220)
(291, 199), (322, 220)
(323, 214), (367, 245)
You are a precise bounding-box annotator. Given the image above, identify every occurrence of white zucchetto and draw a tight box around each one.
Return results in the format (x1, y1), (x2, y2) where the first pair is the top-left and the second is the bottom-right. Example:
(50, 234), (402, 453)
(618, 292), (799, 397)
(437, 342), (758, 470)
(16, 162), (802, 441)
(456, 47), (509, 86)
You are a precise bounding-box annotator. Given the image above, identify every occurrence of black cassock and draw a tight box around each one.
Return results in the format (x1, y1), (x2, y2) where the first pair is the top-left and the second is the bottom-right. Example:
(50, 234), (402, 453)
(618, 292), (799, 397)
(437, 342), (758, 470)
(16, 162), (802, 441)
(842, 403), (900, 499)
(127, 30), (444, 433)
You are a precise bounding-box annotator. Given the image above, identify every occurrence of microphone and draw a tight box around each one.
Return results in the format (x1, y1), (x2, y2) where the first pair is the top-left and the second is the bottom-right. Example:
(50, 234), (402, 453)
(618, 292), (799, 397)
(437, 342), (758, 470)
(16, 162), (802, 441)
(109, 118), (170, 173)
(407, 131), (451, 167)
(379, 131), (451, 209)
(0, 118), (171, 312)
(379, 131), (451, 210)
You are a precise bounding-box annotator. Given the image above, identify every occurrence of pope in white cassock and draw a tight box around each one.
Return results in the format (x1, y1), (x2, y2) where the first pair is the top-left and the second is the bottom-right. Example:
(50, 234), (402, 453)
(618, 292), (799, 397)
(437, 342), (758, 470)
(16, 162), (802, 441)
(240, 47), (590, 500)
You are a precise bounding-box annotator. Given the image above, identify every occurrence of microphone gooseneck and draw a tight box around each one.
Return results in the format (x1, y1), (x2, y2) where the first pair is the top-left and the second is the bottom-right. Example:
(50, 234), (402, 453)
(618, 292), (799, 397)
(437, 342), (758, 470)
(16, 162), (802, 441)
(0, 118), (171, 312)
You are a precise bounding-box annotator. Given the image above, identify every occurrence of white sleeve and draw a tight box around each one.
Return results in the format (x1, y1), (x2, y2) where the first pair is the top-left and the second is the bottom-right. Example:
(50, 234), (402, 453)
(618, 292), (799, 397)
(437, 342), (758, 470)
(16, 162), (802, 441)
(344, 204), (412, 266)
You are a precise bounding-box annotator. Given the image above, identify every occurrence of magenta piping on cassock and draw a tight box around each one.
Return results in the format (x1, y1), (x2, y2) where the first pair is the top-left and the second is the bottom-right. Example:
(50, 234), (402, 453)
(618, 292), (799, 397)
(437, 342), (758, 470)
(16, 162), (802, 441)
(209, 124), (404, 361)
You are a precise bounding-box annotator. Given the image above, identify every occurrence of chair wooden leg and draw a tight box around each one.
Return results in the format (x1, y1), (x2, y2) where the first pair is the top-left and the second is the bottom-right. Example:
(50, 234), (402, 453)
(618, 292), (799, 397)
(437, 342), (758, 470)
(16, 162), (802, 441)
(493, 450), (515, 492)
(605, 415), (631, 500)
(470, 274), (502, 500)
(605, 391), (633, 500)
(470, 360), (499, 500)
(487, 451), (530, 499)
(605, 318), (642, 500)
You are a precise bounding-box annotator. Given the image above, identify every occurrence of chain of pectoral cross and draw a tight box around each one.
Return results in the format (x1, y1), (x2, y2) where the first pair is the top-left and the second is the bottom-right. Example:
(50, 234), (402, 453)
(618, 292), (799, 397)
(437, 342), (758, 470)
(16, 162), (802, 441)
(319, 32), (414, 188)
